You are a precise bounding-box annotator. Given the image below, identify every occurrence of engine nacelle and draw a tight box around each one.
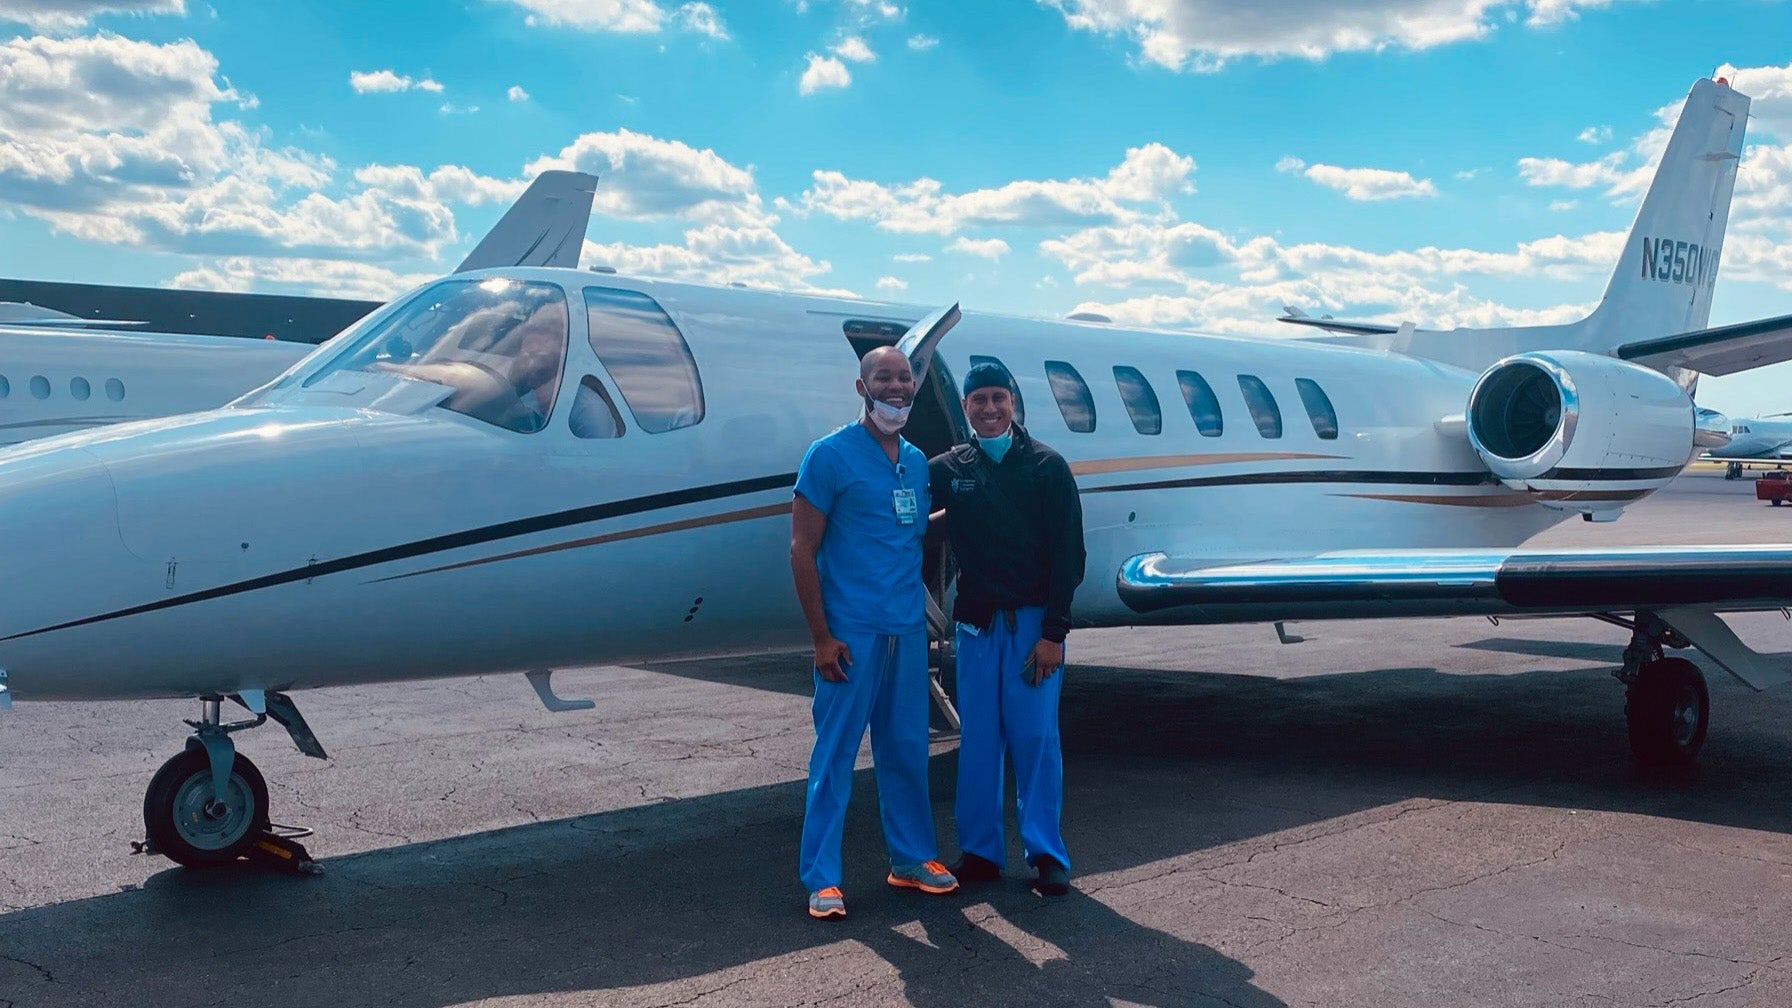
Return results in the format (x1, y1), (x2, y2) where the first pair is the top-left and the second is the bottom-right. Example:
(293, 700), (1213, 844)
(1466, 350), (1693, 517)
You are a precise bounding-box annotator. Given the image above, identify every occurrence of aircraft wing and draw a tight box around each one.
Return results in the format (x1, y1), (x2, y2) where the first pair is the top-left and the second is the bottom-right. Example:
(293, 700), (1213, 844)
(1617, 312), (1792, 375)
(454, 170), (598, 273)
(1118, 546), (1792, 689)
(1275, 313), (1402, 336)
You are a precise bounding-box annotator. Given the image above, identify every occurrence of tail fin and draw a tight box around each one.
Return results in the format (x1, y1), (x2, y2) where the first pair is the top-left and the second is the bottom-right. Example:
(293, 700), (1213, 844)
(454, 170), (599, 273)
(1584, 77), (1749, 341)
(1380, 77), (1752, 373)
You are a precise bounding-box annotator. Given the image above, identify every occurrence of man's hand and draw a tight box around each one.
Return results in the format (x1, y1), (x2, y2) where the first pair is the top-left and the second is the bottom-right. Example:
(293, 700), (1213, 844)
(814, 638), (853, 682)
(1026, 638), (1064, 685)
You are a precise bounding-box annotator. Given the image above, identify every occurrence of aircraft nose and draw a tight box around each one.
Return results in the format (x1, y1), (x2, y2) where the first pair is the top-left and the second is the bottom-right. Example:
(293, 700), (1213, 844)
(0, 444), (128, 694)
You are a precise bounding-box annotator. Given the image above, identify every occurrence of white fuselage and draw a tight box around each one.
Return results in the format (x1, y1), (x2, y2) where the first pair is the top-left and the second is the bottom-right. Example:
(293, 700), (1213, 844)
(0, 271), (1578, 702)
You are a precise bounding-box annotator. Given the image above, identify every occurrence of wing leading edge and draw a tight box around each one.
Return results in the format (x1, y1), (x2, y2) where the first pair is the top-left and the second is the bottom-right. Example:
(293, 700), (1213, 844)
(1118, 546), (1792, 690)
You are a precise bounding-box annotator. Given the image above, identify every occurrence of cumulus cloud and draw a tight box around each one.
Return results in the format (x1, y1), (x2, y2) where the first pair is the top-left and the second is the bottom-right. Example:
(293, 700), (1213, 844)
(1577, 125), (1611, 144)
(876, 275), (907, 291)
(1037, 0), (1634, 73)
(907, 33), (938, 50)
(800, 53), (851, 94)
(170, 256), (438, 301)
(1276, 156), (1436, 200)
(892, 252), (931, 262)
(793, 143), (1194, 234)
(582, 223), (849, 295)
(508, 84), (530, 102)
(525, 128), (760, 220)
(833, 36), (876, 62)
(349, 70), (444, 94)
(0, 0), (184, 31)
(490, 0), (728, 36)
(948, 236), (1009, 260)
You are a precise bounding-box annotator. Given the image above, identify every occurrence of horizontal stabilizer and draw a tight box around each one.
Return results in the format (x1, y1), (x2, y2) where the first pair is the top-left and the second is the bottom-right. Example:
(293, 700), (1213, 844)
(1276, 314), (1402, 336)
(454, 170), (599, 273)
(1618, 312), (1792, 375)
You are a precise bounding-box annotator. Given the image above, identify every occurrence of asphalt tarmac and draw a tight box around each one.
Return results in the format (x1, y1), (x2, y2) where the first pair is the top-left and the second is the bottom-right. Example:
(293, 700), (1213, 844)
(3, 468), (1791, 1007)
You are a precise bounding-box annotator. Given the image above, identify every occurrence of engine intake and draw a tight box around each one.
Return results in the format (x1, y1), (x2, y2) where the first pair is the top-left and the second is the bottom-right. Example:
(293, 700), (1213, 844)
(1466, 350), (1693, 515)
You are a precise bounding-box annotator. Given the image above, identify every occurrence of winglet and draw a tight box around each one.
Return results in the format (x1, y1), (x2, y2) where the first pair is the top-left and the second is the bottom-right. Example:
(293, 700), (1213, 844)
(455, 170), (599, 273)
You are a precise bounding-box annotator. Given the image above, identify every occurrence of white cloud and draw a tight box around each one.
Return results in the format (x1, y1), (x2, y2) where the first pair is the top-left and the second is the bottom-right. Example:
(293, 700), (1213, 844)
(833, 36), (876, 62)
(907, 33), (938, 50)
(1038, 0), (1635, 73)
(948, 236), (1009, 260)
(876, 275), (907, 291)
(892, 252), (931, 262)
(677, 2), (728, 38)
(582, 223), (850, 295)
(349, 69), (444, 94)
(169, 256), (438, 301)
(508, 84), (530, 102)
(1549, 199), (1578, 211)
(845, 0), (902, 20)
(1277, 155), (1436, 200)
(0, 0), (184, 31)
(795, 143), (1194, 234)
(1577, 124), (1612, 144)
(799, 53), (851, 94)
(525, 128), (760, 220)
(491, 0), (668, 32)
(438, 103), (479, 115)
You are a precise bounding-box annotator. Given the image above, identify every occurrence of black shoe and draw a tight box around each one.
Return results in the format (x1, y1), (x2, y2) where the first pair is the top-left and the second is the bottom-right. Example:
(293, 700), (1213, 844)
(1030, 856), (1070, 896)
(948, 852), (1003, 883)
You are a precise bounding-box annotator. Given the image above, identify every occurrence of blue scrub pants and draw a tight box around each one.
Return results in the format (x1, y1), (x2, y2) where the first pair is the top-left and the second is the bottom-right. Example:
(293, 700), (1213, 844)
(954, 605), (1070, 871)
(799, 628), (938, 892)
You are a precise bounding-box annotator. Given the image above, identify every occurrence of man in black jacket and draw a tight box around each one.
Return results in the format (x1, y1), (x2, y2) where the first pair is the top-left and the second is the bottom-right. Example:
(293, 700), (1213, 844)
(929, 361), (1086, 895)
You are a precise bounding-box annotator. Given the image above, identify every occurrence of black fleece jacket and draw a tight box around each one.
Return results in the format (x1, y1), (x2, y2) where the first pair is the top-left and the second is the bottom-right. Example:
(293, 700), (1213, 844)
(928, 425), (1086, 642)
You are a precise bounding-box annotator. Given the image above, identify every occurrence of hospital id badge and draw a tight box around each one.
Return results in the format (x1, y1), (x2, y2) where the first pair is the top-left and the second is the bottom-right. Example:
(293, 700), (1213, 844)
(892, 487), (918, 525)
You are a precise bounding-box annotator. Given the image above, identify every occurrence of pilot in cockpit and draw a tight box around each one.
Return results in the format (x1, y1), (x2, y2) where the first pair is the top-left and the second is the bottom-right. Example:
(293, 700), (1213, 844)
(496, 300), (569, 432)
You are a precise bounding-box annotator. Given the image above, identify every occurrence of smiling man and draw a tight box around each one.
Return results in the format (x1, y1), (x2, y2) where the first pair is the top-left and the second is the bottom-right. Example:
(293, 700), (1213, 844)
(789, 345), (958, 920)
(929, 360), (1087, 896)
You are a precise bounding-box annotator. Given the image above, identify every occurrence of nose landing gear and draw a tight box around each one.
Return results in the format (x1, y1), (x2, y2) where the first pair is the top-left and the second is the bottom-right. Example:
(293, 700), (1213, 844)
(138, 692), (326, 870)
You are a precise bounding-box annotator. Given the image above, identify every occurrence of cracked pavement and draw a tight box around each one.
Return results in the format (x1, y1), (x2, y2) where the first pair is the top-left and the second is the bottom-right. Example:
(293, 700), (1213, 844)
(2, 472), (1792, 1006)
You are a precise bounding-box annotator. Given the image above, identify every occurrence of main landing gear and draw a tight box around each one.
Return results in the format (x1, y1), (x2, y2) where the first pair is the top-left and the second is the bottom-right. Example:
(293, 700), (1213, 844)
(1604, 612), (1709, 766)
(138, 691), (327, 871)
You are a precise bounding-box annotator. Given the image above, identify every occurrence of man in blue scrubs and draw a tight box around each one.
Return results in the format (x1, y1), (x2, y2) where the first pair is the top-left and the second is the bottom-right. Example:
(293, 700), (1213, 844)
(791, 346), (958, 920)
(929, 361), (1086, 896)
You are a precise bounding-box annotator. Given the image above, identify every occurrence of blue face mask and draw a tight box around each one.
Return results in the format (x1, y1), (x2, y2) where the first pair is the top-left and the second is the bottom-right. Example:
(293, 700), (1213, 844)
(977, 427), (1014, 463)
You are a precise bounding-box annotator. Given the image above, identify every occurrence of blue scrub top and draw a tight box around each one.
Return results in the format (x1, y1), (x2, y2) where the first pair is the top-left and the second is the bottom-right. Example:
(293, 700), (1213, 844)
(795, 422), (930, 636)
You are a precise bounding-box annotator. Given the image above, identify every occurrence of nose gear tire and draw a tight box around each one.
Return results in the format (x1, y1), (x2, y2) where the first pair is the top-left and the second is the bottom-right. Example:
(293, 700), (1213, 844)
(143, 748), (271, 867)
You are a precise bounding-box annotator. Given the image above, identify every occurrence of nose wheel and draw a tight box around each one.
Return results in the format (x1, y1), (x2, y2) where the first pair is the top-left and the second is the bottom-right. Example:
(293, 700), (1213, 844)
(143, 746), (270, 866)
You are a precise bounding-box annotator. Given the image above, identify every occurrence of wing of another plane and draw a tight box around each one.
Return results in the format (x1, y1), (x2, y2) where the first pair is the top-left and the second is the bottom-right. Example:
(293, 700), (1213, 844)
(1276, 312), (1402, 336)
(1118, 546), (1792, 689)
(1617, 312), (1792, 375)
(453, 170), (598, 273)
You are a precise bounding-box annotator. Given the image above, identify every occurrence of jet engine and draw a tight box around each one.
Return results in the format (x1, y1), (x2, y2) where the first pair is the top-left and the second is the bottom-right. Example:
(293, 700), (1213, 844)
(1465, 350), (1693, 517)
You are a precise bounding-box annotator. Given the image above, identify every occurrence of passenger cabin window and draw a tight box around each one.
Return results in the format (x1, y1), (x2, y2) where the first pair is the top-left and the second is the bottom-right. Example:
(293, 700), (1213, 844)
(1176, 370), (1223, 437)
(303, 277), (571, 434)
(0, 374), (9, 398)
(570, 376), (626, 439)
(1295, 378), (1339, 440)
(1045, 361), (1096, 433)
(1113, 366), (1162, 435)
(968, 354), (1023, 424)
(1237, 374), (1282, 439)
(585, 286), (705, 433)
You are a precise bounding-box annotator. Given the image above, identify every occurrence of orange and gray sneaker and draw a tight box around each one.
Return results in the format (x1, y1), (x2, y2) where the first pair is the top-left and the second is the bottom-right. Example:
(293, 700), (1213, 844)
(808, 886), (846, 919)
(887, 860), (959, 894)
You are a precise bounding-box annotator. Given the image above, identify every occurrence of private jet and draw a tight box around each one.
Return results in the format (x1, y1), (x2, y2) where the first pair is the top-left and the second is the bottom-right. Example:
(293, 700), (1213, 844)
(4, 78), (1791, 869)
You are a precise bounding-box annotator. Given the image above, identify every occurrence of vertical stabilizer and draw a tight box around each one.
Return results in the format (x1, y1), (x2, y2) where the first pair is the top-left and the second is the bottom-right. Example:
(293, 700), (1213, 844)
(454, 170), (599, 273)
(1586, 78), (1749, 341)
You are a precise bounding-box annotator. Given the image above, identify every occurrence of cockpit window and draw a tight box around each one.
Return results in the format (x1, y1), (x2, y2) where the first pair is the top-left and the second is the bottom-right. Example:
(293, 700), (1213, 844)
(585, 286), (705, 433)
(304, 278), (570, 433)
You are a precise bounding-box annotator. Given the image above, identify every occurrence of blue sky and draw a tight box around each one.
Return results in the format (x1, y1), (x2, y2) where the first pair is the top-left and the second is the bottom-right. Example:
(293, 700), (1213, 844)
(0, 0), (1788, 412)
